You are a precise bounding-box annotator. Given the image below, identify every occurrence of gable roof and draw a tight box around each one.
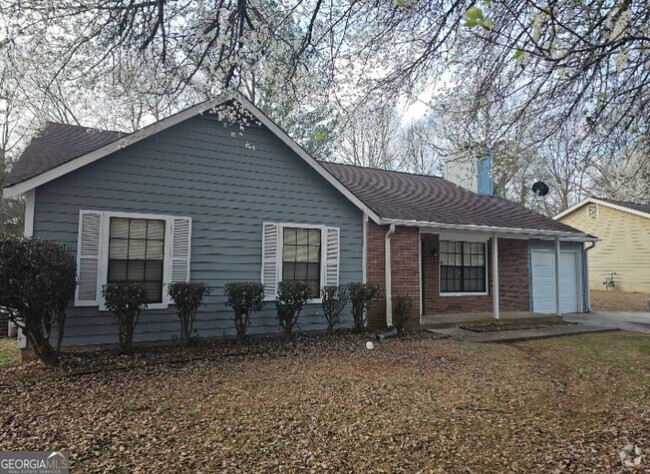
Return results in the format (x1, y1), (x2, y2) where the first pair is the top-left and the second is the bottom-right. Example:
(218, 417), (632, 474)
(2, 93), (382, 223)
(321, 162), (586, 237)
(554, 197), (650, 221)
(4, 93), (590, 239)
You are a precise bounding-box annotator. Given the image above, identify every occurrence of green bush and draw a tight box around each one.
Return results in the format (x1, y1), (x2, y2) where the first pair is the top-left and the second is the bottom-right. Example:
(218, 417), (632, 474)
(0, 235), (77, 365)
(320, 285), (348, 334)
(102, 282), (148, 354)
(224, 282), (264, 344)
(348, 282), (381, 332)
(276, 280), (312, 337)
(168, 282), (209, 347)
(392, 294), (413, 334)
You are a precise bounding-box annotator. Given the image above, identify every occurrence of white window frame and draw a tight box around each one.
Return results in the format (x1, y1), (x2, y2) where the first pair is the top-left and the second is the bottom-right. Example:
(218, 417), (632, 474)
(268, 222), (329, 304)
(77, 210), (190, 310)
(439, 235), (489, 297)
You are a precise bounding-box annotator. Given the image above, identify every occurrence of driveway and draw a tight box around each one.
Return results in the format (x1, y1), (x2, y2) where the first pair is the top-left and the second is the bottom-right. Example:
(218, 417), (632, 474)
(564, 310), (650, 334)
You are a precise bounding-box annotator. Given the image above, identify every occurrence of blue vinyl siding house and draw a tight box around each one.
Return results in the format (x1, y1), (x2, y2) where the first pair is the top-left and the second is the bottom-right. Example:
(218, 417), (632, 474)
(4, 93), (595, 350)
(8, 97), (369, 347)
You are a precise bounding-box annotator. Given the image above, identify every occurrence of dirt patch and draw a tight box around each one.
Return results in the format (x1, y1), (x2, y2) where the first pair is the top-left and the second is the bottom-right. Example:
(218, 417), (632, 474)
(591, 289), (649, 311)
(461, 321), (573, 332)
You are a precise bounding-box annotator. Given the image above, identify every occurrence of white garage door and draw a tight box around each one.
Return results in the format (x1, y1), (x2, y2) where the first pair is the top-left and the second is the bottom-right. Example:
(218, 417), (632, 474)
(531, 251), (580, 314)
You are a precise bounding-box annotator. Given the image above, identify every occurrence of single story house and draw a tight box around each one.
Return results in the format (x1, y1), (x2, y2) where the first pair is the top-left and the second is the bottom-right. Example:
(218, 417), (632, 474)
(3, 93), (594, 348)
(555, 197), (650, 293)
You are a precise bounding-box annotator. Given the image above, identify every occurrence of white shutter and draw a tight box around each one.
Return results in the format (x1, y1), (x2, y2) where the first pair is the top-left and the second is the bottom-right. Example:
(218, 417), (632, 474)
(325, 227), (340, 287)
(75, 211), (103, 306)
(171, 217), (192, 283)
(261, 222), (280, 299)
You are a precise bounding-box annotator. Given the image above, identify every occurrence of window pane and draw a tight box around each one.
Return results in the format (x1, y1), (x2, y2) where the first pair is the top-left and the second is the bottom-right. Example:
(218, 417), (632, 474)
(309, 229), (320, 245)
(284, 228), (296, 245)
(110, 218), (129, 238)
(146, 240), (164, 260)
(296, 229), (309, 245)
(148, 220), (165, 240)
(108, 260), (127, 281)
(294, 262), (308, 280)
(130, 219), (148, 239)
(283, 262), (295, 280)
(145, 261), (163, 281)
(109, 239), (128, 259)
(143, 282), (162, 303)
(283, 245), (296, 261)
(295, 245), (309, 262)
(308, 245), (320, 261)
(128, 239), (146, 259)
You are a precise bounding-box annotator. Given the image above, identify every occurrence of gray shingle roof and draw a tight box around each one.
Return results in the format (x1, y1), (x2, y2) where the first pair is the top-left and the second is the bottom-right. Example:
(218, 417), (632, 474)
(320, 162), (583, 234)
(4, 122), (124, 187)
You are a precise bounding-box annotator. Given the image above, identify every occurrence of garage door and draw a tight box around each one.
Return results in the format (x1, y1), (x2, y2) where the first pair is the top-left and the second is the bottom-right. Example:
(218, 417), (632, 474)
(531, 251), (580, 314)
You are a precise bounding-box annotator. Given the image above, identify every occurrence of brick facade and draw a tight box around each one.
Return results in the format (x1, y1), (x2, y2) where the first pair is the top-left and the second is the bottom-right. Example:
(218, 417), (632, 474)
(366, 223), (531, 329)
(422, 234), (530, 314)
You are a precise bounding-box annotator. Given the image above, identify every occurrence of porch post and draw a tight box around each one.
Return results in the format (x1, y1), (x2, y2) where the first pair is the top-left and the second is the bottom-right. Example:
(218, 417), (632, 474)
(554, 235), (561, 315)
(492, 233), (499, 320)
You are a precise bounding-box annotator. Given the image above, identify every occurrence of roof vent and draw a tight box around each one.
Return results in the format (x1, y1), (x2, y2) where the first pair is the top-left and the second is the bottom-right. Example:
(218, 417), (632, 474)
(586, 203), (599, 219)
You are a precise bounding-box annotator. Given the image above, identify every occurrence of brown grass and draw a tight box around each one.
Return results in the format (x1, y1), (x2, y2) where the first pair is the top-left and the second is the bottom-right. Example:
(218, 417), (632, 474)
(0, 331), (648, 472)
(591, 289), (649, 311)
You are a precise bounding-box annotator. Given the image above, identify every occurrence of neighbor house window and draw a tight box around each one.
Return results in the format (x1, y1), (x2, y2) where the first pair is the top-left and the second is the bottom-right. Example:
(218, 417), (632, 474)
(282, 227), (321, 297)
(108, 217), (165, 303)
(440, 241), (486, 293)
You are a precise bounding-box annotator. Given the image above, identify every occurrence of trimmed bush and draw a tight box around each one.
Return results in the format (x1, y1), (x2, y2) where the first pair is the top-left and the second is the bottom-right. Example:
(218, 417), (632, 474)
(0, 235), (77, 365)
(168, 282), (209, 347)
(103, 282), (148, 354)
(392, 294), (413, 334)
(320, 285), (348, 334)
(224, 282), (264, 344)
(276, 280), (312, 337)
(348, 282), (381, 332)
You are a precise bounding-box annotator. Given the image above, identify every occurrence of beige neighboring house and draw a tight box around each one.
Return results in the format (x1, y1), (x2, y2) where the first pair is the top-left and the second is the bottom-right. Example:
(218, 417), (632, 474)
(555, 198), (650, 293)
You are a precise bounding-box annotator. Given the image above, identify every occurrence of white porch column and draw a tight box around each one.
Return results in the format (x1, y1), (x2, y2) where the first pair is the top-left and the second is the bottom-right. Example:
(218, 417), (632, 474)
(554, 235), (561, 315)
(385, 224), (396, 327)
(492, 233), (499, 320)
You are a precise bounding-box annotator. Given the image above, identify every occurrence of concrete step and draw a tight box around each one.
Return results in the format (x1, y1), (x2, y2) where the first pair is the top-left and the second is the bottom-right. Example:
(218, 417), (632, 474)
(426, 324), (618, 343)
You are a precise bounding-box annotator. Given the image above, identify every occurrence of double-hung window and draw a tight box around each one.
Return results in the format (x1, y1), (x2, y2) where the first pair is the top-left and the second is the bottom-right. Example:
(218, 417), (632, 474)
(261, 222), (340, 301)
(440, 241), (487, 293)
(108, 218), (166, 303)
(75, 210), (192, 308)
(282, 227), (322, 298)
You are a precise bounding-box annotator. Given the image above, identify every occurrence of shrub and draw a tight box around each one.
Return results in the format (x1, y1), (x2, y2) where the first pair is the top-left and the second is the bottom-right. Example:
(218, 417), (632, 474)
(392, 294), (413, 334)
(276, 280), (312, 337)
(348, 282), (381, 332)
(224, 282), (264, 344)
(0, 235), (77, 365)
(168, 282), (209, 347)
(320, 285), (348, 334)
(102, 282), (148, 354)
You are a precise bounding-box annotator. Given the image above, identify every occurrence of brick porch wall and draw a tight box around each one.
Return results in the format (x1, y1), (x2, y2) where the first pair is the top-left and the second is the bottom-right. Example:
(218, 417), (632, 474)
(421, 234), (530, 314)
(365, 225), (530, 328)
(366, 223), (420, 329)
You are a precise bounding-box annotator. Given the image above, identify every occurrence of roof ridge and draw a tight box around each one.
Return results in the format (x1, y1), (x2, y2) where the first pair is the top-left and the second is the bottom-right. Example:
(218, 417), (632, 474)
(318, 160), (444, 180)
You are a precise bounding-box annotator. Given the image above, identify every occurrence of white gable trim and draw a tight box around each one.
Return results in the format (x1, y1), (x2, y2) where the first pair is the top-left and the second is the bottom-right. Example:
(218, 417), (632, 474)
(554, 197), (650, 221)
(2, 92), (382, 224)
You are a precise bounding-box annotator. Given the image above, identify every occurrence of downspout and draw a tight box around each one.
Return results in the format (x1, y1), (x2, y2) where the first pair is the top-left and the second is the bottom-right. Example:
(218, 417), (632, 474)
(584, 241), (597, 312)
(385, 224), (396, 327)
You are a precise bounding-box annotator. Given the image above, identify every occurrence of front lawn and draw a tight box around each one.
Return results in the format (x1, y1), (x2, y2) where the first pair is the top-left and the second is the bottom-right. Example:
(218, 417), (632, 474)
(1, 332), (648, 472)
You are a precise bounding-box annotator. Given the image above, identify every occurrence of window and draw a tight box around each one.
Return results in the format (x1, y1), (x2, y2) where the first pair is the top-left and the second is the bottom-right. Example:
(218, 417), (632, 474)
(440, 241), (486, 293)
(282, 227), (321, 297)
(107, 217), (166, 303)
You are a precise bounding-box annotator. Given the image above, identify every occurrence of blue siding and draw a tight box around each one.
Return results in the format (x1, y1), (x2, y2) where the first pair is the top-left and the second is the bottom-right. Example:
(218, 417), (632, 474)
(528, 240), (587, 312)
(33, 115), (364, 346)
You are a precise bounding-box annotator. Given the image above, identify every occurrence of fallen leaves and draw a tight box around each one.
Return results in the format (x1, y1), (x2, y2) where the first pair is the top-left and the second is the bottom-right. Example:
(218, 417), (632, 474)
(0, 331), (648, 472)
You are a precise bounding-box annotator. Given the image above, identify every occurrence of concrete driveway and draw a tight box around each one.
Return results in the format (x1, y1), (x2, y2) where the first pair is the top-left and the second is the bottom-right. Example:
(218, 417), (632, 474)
(563, 310), (650, 334)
